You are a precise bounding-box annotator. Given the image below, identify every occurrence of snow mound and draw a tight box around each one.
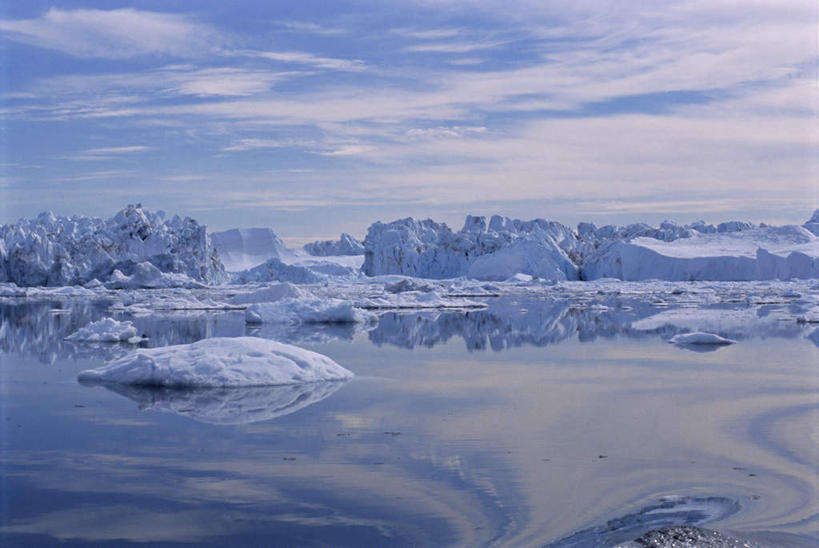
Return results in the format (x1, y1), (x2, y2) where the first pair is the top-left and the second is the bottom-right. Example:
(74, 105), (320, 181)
(104, 262), (205, 289)
(362, 215), (578, 281)
(245, 298), (376, 324)
(66, 318), (142, 343)
(582, 225), (819, 281)
(211, 228), (288, 271)
(669, 332), (736, 345)
(231, 258), (322, 284)
(304, 233), (364, 256)
(0, 205), (225, 287)
(77, 336), (353, 387)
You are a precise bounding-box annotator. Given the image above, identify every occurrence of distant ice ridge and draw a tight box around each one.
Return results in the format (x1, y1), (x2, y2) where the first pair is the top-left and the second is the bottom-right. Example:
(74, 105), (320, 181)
(363, 212), (819, 282)
(304, 233), (364, 256)
(77, 336), (353, 387)
(210, 228), (288, 272)
(0, 204), (225, 287)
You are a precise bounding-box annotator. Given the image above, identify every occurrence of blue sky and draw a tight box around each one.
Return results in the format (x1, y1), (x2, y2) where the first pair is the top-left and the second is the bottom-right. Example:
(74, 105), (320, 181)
(1, 1), (816, 242)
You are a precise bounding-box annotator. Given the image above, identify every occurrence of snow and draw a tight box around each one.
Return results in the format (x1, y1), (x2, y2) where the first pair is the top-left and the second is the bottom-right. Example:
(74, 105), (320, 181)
(210, 228), (288, 272)
(226, 282), (307, 305)
(304, 233), (364, 256)
(668, 332), (736, 345)
(245, 298), (376, 324)
(77, 336), (353, 387)
(66, 318), (143, 343)
(356, 290), (489, 310)
(0, 205), (225, 287)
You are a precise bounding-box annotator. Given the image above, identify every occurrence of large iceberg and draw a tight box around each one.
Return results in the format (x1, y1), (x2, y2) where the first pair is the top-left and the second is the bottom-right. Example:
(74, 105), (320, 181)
(362, 215), (579, 281)
(0, 205), (225, 287)
(210, 228), (288, 271)
(77, 336), (353, 387)
(582, 225), (819, 281)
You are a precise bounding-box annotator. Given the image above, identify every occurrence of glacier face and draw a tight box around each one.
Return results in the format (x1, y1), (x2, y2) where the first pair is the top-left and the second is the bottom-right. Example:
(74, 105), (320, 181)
(0, 205), (225, 287)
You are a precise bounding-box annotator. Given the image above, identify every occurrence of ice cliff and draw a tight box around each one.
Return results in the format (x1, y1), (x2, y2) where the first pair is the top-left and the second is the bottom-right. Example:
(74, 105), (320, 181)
(0, 205), (225, 287)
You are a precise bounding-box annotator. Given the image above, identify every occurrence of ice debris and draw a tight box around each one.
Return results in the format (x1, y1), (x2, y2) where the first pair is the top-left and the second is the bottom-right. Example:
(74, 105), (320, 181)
(77, 336), (353, 387)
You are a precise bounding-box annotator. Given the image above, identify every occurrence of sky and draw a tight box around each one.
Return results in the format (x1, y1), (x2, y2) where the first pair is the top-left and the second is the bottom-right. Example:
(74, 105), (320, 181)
(1, 0), (817, 243)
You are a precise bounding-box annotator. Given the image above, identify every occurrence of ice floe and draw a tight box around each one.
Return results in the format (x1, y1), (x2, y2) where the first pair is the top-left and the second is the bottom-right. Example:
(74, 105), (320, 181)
(77, 336), (353, 387)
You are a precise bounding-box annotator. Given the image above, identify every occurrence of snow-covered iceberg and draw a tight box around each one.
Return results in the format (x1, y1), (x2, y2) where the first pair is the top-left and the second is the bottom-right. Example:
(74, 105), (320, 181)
(668, 332), (736, 345)
(0, 205), (225, 287)
(582, 225), (819, 281)
(231, 258), (323, 284)
(304, 233), (364, 256)
(210, 227), (288, 272)
(77, 336), (353, 387)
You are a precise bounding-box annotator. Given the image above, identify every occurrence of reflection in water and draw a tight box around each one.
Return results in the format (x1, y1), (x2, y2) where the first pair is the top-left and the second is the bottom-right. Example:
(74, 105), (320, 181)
(80, 380), (348, 425)
(548, 496), (740, 547)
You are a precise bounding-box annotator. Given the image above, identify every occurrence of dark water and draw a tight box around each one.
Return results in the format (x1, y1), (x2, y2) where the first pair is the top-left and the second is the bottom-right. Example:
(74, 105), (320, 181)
(1, 298), (817, 546)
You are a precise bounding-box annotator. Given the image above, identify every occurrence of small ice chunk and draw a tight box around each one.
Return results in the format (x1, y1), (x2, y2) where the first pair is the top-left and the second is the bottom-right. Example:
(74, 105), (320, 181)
(669, 332), (736, 345)
(77, 336), (353, 387)
(65, 318), (142, 343)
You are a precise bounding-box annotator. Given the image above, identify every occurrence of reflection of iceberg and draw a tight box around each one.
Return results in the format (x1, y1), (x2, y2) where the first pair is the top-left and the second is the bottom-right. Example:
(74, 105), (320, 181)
(547, 496), (740, 547)
(80, 380), (347, 425)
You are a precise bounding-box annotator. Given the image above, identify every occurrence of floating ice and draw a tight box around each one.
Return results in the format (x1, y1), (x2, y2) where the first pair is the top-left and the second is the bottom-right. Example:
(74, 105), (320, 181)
(669, 332), (736, 345)
(77, 336), (353, 387)
(66, 318), (143, 343)
(231, 258), (323, 284)
(245, 298), (376, 324)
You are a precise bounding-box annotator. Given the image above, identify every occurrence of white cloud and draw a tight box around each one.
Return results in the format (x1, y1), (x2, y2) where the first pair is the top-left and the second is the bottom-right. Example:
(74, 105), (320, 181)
(0, 8), (223, 58)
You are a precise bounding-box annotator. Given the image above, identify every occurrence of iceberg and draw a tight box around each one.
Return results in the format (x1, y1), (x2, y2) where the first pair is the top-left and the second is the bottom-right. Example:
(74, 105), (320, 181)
(362, 215), (579, 281)
(245, 298), (376, 324)
(0, 205), (225, 287)
(581, 225), (819, 281)
(231, 258), (323, 284)
(303, 233), (364, 256)
(210, 227), (288, 272)
(77, 336), (353, 387)
(65, 318), (143, 343)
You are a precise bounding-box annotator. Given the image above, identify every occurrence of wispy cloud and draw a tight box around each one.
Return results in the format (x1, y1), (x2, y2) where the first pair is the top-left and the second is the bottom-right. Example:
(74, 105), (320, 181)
(252, 51), (366, 71)
(0, 8), (223, 58)
(64, 146), (152, 161)
(404, 40), (508, 54)
(277, 21), (348, 36)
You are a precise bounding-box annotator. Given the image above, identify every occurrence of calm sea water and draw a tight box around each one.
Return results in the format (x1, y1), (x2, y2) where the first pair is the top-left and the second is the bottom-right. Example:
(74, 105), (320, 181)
(1, 298), (817, 546)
